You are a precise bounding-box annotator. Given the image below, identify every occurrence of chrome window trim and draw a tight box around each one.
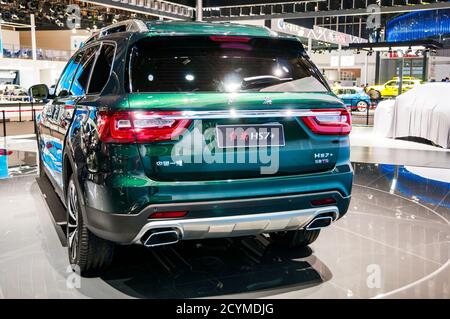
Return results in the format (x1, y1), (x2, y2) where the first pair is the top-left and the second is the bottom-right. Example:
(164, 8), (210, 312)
(130, 109), (341, 119)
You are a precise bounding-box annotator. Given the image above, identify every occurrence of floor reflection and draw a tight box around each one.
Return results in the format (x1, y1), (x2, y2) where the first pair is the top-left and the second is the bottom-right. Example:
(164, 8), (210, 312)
(0, 148), (37, 178)
(99, 236), (332, 298)
(353, 163), (450, 213)
(1, 163), (449, 298)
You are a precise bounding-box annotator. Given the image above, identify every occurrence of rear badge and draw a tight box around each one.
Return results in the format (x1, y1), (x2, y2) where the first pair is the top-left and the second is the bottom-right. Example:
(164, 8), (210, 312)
(314, 152), (334, 164)
(216, 124), (285, 148)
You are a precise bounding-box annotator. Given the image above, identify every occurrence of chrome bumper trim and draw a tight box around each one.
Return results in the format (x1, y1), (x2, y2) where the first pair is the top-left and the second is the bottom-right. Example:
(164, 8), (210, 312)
(133, 109), (341, 120)
(133, 206), (339, 243)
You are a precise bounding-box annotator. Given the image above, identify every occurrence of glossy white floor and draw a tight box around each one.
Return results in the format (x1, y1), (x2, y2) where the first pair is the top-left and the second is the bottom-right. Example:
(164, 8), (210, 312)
(0, 161), (449, 298)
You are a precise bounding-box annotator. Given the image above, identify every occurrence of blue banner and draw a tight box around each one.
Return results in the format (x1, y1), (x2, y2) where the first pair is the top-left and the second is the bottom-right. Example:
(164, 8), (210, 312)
(386, 9), (450, 42)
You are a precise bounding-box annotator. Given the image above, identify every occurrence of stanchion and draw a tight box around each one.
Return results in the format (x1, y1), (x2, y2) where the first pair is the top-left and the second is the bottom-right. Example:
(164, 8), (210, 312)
(33, 109), (37, 134)
(2, 110), (6, 137)
(366, 100), (371, 126)
(18, 102), (22, 122)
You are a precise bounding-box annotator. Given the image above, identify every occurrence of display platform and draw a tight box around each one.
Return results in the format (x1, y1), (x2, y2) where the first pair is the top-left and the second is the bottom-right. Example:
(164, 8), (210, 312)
(0, 162), (448, 299)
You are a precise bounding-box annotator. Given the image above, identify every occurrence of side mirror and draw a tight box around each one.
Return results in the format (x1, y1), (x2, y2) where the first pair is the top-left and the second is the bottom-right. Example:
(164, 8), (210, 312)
(29, 84), (51, 101)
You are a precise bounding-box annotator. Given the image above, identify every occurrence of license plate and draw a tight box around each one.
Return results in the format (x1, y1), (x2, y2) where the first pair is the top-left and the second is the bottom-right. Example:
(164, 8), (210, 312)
(216, 124), (285, 148)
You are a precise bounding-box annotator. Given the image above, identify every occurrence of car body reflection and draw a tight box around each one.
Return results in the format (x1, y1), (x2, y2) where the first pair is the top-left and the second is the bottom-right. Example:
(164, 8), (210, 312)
(98, 236), (332, 298)
(380, 164), (450, 208)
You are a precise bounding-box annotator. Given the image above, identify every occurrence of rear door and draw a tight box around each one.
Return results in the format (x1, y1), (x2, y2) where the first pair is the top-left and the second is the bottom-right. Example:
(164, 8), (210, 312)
(122, 36), (350, 181)
(39, 53), (81, 188)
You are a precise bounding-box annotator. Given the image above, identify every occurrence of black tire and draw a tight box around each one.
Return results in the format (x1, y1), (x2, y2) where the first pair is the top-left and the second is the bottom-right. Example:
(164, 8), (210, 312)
(38, 154), (45, 178)
(66, 175), (114, 276)
(269, 229), (320, 248)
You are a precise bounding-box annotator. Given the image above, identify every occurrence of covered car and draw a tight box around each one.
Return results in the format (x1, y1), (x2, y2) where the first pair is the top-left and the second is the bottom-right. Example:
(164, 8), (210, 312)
(387, 82), (450, 148)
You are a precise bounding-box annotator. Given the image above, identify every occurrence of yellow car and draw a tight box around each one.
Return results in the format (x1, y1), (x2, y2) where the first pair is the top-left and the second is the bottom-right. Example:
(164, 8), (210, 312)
(366, 77), (422, 99)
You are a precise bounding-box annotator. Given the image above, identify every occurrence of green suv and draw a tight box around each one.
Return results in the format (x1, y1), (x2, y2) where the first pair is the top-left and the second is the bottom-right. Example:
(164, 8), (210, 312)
(31, 20), (353, 275)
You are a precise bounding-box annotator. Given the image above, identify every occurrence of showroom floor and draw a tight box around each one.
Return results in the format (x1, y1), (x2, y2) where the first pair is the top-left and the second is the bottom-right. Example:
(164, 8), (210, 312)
(0, 135), (449, 299)
(0, 164), (449, 299)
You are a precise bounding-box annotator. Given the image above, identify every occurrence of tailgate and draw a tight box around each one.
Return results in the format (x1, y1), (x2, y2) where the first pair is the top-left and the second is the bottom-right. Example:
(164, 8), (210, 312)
(128, 92), (347, 181)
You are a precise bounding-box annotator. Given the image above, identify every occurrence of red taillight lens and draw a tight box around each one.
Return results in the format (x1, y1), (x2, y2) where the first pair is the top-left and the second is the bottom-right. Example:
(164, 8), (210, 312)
(301, 109), (351, 135)
(311, 197), (336, 206)
(149, 211), (188, 219)
(98, 111), (191, 143)
(0, 149), (13, 156)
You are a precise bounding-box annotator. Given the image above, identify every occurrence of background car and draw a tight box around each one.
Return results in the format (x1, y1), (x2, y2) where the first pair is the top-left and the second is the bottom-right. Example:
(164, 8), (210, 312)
(0, 84), (27, 95)
(333, 86), (371, 112)
(0, 83), (29, 101)
(366, 76), (422, 99)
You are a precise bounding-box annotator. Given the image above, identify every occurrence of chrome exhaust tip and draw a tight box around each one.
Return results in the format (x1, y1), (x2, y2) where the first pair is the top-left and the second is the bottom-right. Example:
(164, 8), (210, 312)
(305, 216), (333, 231)
(141, 228), (181, 247)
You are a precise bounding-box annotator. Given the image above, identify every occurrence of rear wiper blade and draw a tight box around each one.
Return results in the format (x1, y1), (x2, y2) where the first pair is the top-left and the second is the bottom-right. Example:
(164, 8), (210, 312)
(243, 75), (293, 83)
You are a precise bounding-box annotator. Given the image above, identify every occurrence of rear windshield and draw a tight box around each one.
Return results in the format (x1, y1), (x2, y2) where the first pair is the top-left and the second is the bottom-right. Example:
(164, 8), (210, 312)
(128, 36), (329, 93)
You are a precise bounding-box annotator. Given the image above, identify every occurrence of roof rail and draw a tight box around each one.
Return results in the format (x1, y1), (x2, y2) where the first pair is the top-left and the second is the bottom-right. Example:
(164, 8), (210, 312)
(99, 19), (148, 37)
(84, 19), (148, 45)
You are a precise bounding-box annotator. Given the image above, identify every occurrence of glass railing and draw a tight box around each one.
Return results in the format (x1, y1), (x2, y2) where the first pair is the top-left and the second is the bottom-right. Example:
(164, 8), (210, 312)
(1, 44), (70, 62)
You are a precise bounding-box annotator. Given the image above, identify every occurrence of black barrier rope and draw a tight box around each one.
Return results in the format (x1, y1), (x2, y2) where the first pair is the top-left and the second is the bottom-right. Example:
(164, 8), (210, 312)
(2, 110), (6, 137)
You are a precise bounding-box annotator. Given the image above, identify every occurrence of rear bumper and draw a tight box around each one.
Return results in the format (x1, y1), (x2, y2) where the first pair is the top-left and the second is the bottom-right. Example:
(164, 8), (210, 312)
(84, 190), (350, 244)
(133, 205), (338, 245)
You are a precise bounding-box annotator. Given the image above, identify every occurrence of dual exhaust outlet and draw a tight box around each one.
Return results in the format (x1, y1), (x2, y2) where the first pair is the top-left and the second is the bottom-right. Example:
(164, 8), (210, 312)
(141, 228), (181, 247)
(140, 212), (335, 247)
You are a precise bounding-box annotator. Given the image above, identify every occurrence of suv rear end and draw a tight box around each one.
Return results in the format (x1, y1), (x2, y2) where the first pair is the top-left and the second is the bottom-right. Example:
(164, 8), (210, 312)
(54, 22), (353, 275)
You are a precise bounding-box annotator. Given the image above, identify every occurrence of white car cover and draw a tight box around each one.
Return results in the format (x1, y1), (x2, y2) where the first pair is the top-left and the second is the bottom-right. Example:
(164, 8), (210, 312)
(373, 99), (395, 136)
(387, 83), (450, 149)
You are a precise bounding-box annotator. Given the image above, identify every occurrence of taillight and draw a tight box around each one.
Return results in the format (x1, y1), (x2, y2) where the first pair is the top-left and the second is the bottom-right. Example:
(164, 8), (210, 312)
(301, 108), (351, 135)
(97, 111), (191, 143)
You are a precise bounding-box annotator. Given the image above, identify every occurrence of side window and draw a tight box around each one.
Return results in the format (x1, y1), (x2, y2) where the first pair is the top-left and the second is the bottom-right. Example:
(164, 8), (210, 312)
(55, 54), (81, 97)
(70, 46), (99, 96)
(88, 43), (115, 94)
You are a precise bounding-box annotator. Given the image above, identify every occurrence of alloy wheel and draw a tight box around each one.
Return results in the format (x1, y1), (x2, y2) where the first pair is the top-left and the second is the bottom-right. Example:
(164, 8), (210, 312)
(67, 180), (79, 262)
(357, 101), (368, 112)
